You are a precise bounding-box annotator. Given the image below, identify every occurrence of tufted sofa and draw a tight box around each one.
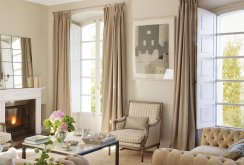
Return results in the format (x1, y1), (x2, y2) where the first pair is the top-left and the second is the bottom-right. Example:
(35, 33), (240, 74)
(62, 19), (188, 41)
(152, 127), (244, 165)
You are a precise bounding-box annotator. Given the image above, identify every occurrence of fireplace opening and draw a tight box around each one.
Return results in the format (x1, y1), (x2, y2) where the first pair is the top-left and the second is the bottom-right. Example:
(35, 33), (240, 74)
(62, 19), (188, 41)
(5, 100), (35, 137)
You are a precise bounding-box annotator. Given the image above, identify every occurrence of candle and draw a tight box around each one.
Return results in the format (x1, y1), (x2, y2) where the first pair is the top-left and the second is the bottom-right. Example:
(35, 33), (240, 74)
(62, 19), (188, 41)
(27, 77), (33, 88)
(34, 77), (39, 88)
(38, 77), (42, 87)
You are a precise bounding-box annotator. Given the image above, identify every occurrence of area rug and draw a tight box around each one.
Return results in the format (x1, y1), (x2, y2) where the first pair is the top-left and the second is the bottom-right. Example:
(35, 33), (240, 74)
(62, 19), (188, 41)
(17, 147), (152, 165)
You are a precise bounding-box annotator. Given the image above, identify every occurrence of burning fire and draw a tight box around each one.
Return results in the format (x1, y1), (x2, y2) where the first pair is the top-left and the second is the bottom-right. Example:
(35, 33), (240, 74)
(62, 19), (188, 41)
(10, 116), (17, 125)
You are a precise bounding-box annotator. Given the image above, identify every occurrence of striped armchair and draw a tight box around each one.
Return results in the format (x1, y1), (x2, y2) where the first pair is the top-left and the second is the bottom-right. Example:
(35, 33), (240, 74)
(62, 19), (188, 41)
(0, 123), (12, 152)
(110, 100), (163, 162)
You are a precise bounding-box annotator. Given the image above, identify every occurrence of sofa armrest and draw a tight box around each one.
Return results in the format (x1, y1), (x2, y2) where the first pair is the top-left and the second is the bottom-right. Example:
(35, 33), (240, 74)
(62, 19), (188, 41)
(113, 116), (126, 131)
(152, 148), (243, 165)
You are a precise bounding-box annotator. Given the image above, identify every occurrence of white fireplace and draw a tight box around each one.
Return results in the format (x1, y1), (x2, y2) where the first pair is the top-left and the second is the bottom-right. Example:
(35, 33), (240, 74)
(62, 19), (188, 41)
(0, 88), (43, 134)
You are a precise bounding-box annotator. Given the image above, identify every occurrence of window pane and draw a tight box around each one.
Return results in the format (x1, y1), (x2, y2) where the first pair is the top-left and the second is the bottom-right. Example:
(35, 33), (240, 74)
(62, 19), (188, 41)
(1, 35), (11, 48)
(14, 76), (22, 88)
(2, 49), (12, 62)
(100, 41), (103, 59)
(218, 10), (244, 33)
(81, 95), (96, 113)
(5, 75), (14, 88)
(2, 62), (13, 75)
(13, 68), (22, 76)
(217, 34), (244, 57)
(13, 63), (22, 72)
(217, 58), (244, 80)
(217, 82), (244, 104)
(81, 42), (96, 59)
(82, 23), (96, 41)
(217, 105), (244, 128)
(81, 60), (96, 77)
(100, 22), (104, 40)
(81, 78), (96, 95)
(12, 50), (22, 63)
(12, 37), (21, 49)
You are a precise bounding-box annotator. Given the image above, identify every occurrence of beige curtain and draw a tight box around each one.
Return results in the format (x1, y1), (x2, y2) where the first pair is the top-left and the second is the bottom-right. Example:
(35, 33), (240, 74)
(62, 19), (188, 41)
(21, 37), (33, 88)
(171, 0), (198, 150)
(102, 4), (126, 132)
(53, 12), (71, 115)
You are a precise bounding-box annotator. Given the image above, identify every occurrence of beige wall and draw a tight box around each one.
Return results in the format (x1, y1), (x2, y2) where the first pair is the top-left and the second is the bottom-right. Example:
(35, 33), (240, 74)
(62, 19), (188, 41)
(0, 0), (48, 120)
(47, 0), (178, 147)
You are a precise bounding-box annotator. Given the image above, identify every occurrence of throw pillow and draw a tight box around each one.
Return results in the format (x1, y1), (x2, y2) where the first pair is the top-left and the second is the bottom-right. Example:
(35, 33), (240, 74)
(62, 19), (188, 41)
(124, 117), (149, 130)
(223, 143), (244, 160)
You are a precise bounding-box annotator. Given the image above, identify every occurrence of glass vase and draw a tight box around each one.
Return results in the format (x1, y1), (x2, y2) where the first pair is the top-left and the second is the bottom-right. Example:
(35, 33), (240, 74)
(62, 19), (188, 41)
(55, 131), (67, 143)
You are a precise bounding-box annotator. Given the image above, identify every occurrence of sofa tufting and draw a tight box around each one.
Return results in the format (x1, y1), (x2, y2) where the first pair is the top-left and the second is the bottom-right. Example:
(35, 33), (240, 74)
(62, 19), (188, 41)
(152, 127), (244, 165)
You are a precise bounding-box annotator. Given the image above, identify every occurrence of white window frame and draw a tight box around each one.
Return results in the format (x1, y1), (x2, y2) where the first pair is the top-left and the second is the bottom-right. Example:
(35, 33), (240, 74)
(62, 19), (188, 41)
(80, 17), (103, 117)
(215, 11), (244, 128)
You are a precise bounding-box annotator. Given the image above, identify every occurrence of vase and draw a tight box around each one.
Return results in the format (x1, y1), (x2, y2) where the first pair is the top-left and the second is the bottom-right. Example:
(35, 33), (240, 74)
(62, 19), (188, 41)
(55, 131), (67, 143)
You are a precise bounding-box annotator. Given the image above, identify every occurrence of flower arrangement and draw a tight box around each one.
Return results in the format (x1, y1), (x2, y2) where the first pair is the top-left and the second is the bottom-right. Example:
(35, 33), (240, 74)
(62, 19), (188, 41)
(43, 110), (75, 134)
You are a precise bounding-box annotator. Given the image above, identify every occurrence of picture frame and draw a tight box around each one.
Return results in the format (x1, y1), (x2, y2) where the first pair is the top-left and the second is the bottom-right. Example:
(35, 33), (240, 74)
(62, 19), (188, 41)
(132, 17), (175, 80)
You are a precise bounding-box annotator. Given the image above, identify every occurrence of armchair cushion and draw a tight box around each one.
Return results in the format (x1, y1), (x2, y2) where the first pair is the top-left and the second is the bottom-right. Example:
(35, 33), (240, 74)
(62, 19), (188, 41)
(0, 132), (12, 145)
(110, 129), (145, 144)
(191, 146), (227, 156)
(124, 117), (149, 131)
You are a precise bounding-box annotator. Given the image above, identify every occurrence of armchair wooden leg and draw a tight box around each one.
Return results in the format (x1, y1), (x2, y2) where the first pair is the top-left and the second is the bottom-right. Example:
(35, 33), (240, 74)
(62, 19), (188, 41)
(108, 146), (111, 156)
(141, 147), (144, 162)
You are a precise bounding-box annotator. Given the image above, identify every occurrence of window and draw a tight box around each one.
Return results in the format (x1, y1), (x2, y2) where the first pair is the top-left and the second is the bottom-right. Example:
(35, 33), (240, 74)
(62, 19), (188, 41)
(80, 19), (103, 114)
(216, 10), (244, 128)
(1, 35), (23, 88)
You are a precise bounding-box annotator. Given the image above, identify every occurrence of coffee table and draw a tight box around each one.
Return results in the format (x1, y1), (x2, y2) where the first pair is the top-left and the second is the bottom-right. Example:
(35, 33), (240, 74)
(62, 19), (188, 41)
(22, 134), (119, 165)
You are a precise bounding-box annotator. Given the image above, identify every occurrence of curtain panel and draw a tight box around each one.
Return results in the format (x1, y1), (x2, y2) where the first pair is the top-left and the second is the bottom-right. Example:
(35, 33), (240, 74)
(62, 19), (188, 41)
(101, 4), (126, 132)
(21, 37), (33, 88)
(53, 12), (71, 115)
(171, 0), (198, 150)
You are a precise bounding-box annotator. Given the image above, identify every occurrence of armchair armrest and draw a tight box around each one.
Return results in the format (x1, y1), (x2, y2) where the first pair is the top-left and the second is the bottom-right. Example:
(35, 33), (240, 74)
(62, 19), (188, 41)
(152, 148), (240, 165)
(144, 119), (161, 147)
(113, 116), (126, 131)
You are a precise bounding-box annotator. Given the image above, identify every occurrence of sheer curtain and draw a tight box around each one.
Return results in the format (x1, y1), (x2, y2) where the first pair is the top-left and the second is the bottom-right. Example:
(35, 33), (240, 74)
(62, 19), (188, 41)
(101, 3), (126, 132)
(53, 12), (71, 115)
(171, 0), (198, 150)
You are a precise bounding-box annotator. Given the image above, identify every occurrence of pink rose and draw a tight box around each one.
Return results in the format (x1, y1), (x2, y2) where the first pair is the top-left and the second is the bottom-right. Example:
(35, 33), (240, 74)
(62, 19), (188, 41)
(50, 110), (65, 121)
(58, 122), (68, 132)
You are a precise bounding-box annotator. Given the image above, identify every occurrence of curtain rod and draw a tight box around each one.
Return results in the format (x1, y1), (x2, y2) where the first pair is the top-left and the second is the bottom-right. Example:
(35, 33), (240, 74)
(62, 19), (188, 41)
(52, 2), (125, 14)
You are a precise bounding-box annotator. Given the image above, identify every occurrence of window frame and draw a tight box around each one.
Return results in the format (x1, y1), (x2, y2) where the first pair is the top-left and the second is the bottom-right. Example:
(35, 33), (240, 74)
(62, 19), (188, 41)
(80, 17), (103, 115)
(215, 11), (244, 128)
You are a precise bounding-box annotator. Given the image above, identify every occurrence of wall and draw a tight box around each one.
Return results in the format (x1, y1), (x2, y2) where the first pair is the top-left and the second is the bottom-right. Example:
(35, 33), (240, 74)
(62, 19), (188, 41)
(48, 0), (179, 147)
(0, 0), (49, 120)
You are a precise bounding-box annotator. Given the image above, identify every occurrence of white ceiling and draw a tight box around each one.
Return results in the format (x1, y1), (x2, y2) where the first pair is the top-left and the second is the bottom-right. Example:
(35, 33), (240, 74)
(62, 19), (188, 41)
(198, 0), (244, 10)
(25, 0), (86, 6)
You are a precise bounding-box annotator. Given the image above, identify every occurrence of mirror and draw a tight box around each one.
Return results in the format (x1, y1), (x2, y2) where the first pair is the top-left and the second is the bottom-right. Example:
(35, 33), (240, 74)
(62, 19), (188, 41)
(0, 35), (33, 89)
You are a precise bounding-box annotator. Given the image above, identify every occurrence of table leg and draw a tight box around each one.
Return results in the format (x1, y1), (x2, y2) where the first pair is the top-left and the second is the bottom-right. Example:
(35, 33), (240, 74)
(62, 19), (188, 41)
(115, 142), (119, 165)
(22, 146), (26, 159)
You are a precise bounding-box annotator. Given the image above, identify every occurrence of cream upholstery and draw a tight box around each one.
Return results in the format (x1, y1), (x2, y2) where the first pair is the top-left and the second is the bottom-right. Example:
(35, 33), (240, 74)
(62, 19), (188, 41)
(201, 127), (244, 148)
(111, 100), (163, 162)
(152, 148), (244, 165)
(0, 132), (12, 145)
(0, 123), (12, 151)
(110, 129), (146, 143)
(1, 155), (89, 165)
(152, 127), (244, 165)
(191, 146), (227, 156)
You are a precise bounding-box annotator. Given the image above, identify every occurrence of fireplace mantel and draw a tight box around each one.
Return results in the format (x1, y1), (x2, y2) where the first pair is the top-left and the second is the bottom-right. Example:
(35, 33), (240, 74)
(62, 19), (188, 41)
(0, 88), (43, 134)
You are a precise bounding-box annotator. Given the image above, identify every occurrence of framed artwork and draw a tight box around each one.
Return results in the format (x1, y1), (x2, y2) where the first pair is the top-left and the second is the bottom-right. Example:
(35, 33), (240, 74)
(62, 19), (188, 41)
(132, 17), (175, 80)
